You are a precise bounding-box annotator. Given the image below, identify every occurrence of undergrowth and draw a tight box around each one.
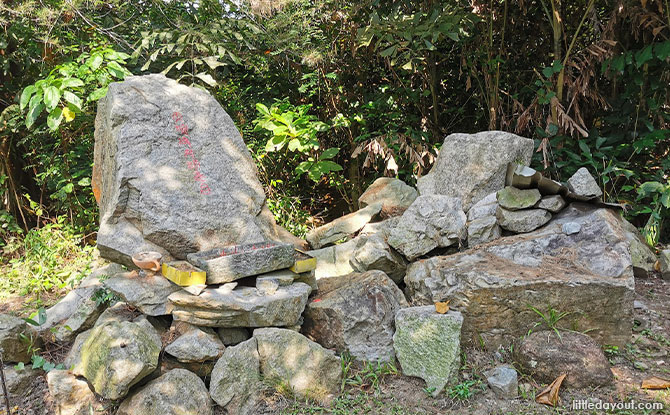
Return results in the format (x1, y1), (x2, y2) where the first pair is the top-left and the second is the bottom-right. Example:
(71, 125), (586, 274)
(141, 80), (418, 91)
(0, 216), (96, 302)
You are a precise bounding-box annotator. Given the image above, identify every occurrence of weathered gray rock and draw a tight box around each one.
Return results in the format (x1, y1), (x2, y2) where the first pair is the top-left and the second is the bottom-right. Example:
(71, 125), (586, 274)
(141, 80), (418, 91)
(306, 203), (382, 249)
(168, 283), (310, 327)
(417, 131), (534, 210)
(117, 369), (212, 415)
(302, 271), (408, 362)
(217, 327), (250, 346)
(515, 331), (613, 388)
(93, 302), (142, 327)
(350, 234), (407, 283)
(256, 277), (280, 295)
(393, 307), (463, 397)
(659, 249), (670, 280)
(94, 74), (297, 267)
(210, 338), (262, 415)
(72, 320), (161, 400)
(405, 204), (635, 349)
(159, 356), (215, 378)
(496, 206), (551, 233)
(358, 177), (418, 217)
(466, 192), (498, 221)
(622, 219), (658, 278)
(187, 242), (295, 284)
(47, 369), (102, 415)
(39, 264), (124, 334)
(165, 323), (225, 363)
(359, 217), (400, 239)
(0, 314), (41, 363)
(258, 269), (317, 292)
(497, 187), (541, 211)
(309, 239), (357, 279)
(104, 271), (181, 316)
(3, 365), (39, 398)
(567, 167), (602, 199)
(254, 328), (341, 403)
(467, 216), (501, 247)
(562, 222), (581, 235)
(388, 195), (466, 260)
(484, 366), (518, 399)
(535, 195), (566, 213)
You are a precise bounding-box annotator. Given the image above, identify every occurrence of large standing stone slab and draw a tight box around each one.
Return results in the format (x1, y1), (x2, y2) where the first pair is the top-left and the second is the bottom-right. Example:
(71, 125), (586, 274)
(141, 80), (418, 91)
(405, 204), (635, 349)
(302, 271), (408, 362)
(417, 131), (534, 210)
(93, 74), (296, 267)
(72, 320), (161, 400)
(306, 203), (382, 249)
(254, 328), (341, 403)
(186, 242), (295, 284)
(358, 177), (418, 217)
(103, 271), (181, 316)
(0, 314), (41, 363)
(168, 283), (311, 327)
(117, 369), (212, 415)
(388, 195), (466, 260)
(210, 338), (262, 415)
(393, 307), (463, 397)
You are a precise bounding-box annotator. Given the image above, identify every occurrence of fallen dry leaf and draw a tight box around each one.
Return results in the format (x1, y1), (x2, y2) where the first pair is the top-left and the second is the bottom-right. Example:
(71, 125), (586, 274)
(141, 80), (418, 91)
(641, 376), (670, 389)
(536, 374), (567, 407)
(434, 301), (450, 314)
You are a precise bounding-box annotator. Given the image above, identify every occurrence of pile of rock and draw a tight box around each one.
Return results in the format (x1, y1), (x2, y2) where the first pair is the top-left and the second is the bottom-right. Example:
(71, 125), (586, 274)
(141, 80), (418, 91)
(2, 74), (659, 414)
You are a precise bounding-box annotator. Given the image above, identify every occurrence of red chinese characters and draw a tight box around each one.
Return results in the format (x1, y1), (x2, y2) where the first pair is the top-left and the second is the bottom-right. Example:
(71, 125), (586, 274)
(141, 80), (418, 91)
(172, 111), (211, 195)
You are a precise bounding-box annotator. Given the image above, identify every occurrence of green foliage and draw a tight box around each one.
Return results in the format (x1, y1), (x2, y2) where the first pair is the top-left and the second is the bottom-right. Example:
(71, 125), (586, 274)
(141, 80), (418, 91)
(528, 305), (572, 339)
(254, 101), (342, 182)
(342, 358), (398, 395)
(446, 379), (482, 401)
(18, 308), (65, 372)
(91, 287), (120, 307)
(0, 217), (96, 299)
(19, 47), (131, 131)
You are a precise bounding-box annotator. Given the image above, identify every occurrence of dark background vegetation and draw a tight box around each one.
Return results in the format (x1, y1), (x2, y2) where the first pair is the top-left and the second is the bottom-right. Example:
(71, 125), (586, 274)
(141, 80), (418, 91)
(0, 0), (668, 300)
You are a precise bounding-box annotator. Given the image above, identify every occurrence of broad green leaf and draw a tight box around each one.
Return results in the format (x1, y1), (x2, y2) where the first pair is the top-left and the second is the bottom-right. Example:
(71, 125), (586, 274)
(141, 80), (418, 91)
(20, 85), (36, 111)
(78, 177), (91, 186)
(43, 86), (61, 111)
(62, 91), (82, 110)
(321, 147), (340, 159)
(635, 45), (653, 67)
(87, 54), (103, 70)
(380, 45), (397, 57)
(88, 87), (108, 102)
(288, 139), (301, 152)
(638, 181), (664, 196)
(446, 32), (459, 41)
(60, 78), (84, 89)
(256, 103), (270, 116)
(47, 107), (63, 131)
(107, 61), (127, 79)
(295, 161), (312, 175)
(655, 41), (670, 60)
(195, 73), (217, 87)
(26, 102), (45, 129)
(316, 160), (343, 173)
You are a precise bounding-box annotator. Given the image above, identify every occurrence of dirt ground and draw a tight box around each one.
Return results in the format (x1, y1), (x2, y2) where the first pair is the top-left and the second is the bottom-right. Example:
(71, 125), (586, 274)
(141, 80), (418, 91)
(2, 273), (669, 415)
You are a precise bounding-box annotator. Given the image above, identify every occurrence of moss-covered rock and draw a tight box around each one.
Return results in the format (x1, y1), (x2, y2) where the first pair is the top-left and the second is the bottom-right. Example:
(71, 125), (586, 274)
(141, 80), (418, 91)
(72, 320), (161, 400)
(0, 314), (41, 363)
(117, 369), (212, 415)
(393, 307), (463, 397)
(496, 186), (541, 211)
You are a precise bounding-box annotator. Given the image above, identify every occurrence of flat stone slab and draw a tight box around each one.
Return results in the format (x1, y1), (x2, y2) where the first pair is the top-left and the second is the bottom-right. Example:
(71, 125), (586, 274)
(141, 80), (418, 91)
(393, 307), (463, 397)
(104, 271), (182, 316)
(405, 204), (635, 349)
(168, 283), (311, 327)
(306, 203), (382, 249)
(187, 242), (295, 284)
